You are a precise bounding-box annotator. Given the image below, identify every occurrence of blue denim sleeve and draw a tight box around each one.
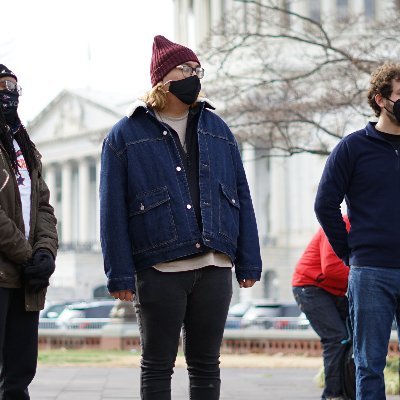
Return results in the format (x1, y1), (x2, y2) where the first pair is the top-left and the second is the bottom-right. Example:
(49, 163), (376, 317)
(314, 139), (351, 262)
(100, 138), (136, 293)
(233, 139), (262, 281)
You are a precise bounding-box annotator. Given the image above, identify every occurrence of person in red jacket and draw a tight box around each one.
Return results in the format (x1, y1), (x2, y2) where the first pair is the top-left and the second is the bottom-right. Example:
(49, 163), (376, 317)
(292, 216), (350, 400)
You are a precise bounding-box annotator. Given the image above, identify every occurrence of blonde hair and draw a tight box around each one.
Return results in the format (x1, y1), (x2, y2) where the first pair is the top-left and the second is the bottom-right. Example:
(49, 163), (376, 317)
(141, 83), (206, 112)
(141, 83), (168, 111)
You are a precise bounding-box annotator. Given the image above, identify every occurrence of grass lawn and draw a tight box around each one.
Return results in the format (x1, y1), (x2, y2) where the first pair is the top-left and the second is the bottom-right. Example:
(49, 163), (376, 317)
(38, 349), (140, 366)
(38, 349), (323, 368)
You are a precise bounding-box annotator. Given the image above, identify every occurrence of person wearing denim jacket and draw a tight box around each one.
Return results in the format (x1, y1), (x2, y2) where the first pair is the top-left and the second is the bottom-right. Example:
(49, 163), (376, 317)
(315, 63), (400, 399)
(100, 36), (262, 400)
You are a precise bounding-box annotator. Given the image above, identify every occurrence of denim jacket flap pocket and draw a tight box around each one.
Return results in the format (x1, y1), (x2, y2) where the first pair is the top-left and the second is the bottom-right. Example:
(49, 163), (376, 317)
(130, 187), (171, 216)
(128, 186), (177, 254)
(219, 183), (240, 245)
(220, 183), (240, 209)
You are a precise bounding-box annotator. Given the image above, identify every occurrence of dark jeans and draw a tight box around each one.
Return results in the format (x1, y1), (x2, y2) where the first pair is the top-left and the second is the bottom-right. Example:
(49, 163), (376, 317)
(293, 286), (349, 399)
(348, 266), (400, 400)
(0, 288), (39, 400)
(135, 266), (232, 400)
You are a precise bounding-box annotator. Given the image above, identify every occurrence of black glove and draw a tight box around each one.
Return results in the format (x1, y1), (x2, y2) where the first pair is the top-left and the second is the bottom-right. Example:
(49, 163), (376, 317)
(23, 249), (55, 292)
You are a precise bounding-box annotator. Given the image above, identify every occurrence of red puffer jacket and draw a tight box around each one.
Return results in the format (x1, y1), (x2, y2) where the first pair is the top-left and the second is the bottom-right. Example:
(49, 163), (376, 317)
(292, 216), (350, 296)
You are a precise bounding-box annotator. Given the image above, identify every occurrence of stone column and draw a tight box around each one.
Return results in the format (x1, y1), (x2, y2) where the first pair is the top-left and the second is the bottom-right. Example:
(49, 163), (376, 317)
(44, 164), (57, 206)
(193, 0), (211, 46)
(61, 162), (73, 246)
(240, 142), (257, 303)
(78, 158), (91, 245)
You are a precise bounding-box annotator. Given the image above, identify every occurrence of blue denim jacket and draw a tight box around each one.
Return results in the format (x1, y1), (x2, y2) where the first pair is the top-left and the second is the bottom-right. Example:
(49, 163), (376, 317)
(100, 99), (262, 292)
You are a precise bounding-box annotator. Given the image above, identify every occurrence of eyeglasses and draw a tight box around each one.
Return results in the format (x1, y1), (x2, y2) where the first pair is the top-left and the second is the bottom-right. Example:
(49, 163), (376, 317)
(176, 65), (205, 79)
(0, 80), (22, 95)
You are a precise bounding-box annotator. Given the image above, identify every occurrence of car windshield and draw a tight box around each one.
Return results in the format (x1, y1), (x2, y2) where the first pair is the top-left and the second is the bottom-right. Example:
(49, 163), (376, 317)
(57, 308), (85, 322)
(40, 303), (68, 318)
(84, 305), (113, 318)
(244, 305), (282, 319)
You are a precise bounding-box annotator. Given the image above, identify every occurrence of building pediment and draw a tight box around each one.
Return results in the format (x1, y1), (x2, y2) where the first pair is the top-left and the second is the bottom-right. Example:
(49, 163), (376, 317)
(28, 89), (132, 145)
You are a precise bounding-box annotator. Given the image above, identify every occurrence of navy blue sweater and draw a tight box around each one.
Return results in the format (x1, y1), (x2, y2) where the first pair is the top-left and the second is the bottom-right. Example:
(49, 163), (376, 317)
(315, 122), (400, 268)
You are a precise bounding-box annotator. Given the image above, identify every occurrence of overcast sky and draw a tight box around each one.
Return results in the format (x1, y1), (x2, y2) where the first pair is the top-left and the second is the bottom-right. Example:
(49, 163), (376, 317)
(1, 0), (174, 121)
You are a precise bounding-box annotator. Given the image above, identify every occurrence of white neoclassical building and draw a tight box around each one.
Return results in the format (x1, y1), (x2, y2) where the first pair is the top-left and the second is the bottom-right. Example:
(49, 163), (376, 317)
(28, 89), (132, 300)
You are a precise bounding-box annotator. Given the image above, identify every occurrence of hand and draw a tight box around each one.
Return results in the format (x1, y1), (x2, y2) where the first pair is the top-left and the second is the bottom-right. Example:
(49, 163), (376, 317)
(23, 249), (55, 292)
(238, 279), (257, 288)
(110, 290), (134, 302)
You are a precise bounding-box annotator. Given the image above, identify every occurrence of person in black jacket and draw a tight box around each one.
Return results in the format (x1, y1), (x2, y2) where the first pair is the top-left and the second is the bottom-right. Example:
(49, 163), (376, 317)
(314, 62), (400, 400)
(0, 64), (58, 399)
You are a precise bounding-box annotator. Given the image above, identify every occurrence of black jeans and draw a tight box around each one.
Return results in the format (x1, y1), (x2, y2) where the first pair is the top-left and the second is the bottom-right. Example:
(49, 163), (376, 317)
(135, 266), (232, 400)
(0, 288), (39, 400)
(293, 286), (349, 399)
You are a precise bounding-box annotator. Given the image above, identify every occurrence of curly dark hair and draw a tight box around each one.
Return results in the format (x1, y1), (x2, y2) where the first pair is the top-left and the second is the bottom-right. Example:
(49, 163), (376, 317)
(367, 63), (400, 117)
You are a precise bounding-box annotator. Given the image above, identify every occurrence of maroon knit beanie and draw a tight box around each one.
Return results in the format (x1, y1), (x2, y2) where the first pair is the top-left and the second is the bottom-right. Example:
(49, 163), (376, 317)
(150, 35), (200, 87)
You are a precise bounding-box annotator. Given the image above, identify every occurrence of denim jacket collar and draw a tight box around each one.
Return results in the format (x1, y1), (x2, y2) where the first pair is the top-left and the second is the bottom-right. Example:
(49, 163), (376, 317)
(125, 98), (216, 118)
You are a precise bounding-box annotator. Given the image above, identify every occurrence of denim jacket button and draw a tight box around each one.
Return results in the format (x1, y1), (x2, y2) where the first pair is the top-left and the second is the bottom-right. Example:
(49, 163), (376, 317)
(195, 243), (201, 249)
(186, 204), (192, 209)
(162, 130), (168, 136)
(232, 199), (236, 204)
(176, 166), (182, 171)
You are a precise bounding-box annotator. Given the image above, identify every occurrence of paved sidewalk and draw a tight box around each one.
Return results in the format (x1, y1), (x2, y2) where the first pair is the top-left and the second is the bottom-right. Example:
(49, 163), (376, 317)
(30, 366), (400, 399)
(31, 366), (322, 399)
(30, 367), (321, 400)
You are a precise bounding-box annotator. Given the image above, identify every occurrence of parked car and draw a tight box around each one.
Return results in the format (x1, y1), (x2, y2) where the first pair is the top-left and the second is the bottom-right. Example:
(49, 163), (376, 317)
(39, 301), (73, 329)
(225, 301), (253, 329)
(240, 301), (302, 329)
(40, 301), (71, 319)
(272, 311), (310, 330)
(55, 300), (116, 329)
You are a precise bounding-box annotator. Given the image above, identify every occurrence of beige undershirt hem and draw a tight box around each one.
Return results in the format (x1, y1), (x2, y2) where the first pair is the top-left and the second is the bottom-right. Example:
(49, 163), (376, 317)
(153, 251), (233, 272)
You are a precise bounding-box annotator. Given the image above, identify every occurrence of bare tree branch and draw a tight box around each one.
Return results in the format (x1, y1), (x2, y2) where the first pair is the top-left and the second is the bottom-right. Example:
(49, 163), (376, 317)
(199, 0), (400, 156)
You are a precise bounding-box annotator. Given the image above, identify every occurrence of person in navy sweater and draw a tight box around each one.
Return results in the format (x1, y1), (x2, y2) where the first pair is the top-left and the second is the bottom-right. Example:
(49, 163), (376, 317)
(315, 63), (400, 399)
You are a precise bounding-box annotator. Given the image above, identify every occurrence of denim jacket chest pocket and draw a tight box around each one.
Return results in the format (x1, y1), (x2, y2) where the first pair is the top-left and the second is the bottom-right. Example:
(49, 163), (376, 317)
(128, 186), (177, 254)
(219, 183), (240, 245)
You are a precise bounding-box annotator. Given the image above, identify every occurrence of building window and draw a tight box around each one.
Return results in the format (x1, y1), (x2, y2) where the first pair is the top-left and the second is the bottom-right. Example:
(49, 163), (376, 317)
(220, 0), (227, 34)
(309, 0), (321, 23)
(280, 0), (290, 29)
(243, 0), (248, 32)
(364, 0), (375, 19)
(336, 0), (349, 21)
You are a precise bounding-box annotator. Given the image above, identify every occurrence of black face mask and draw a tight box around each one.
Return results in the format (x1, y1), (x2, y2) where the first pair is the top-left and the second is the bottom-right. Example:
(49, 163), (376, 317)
(384, 97), (400, 123)
(168, 76), (201, 105)
(0, 90), (19, 120)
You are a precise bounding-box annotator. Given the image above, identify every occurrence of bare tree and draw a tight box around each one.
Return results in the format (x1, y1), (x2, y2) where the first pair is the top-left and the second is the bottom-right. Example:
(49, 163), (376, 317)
(199, 0), (400, 156)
